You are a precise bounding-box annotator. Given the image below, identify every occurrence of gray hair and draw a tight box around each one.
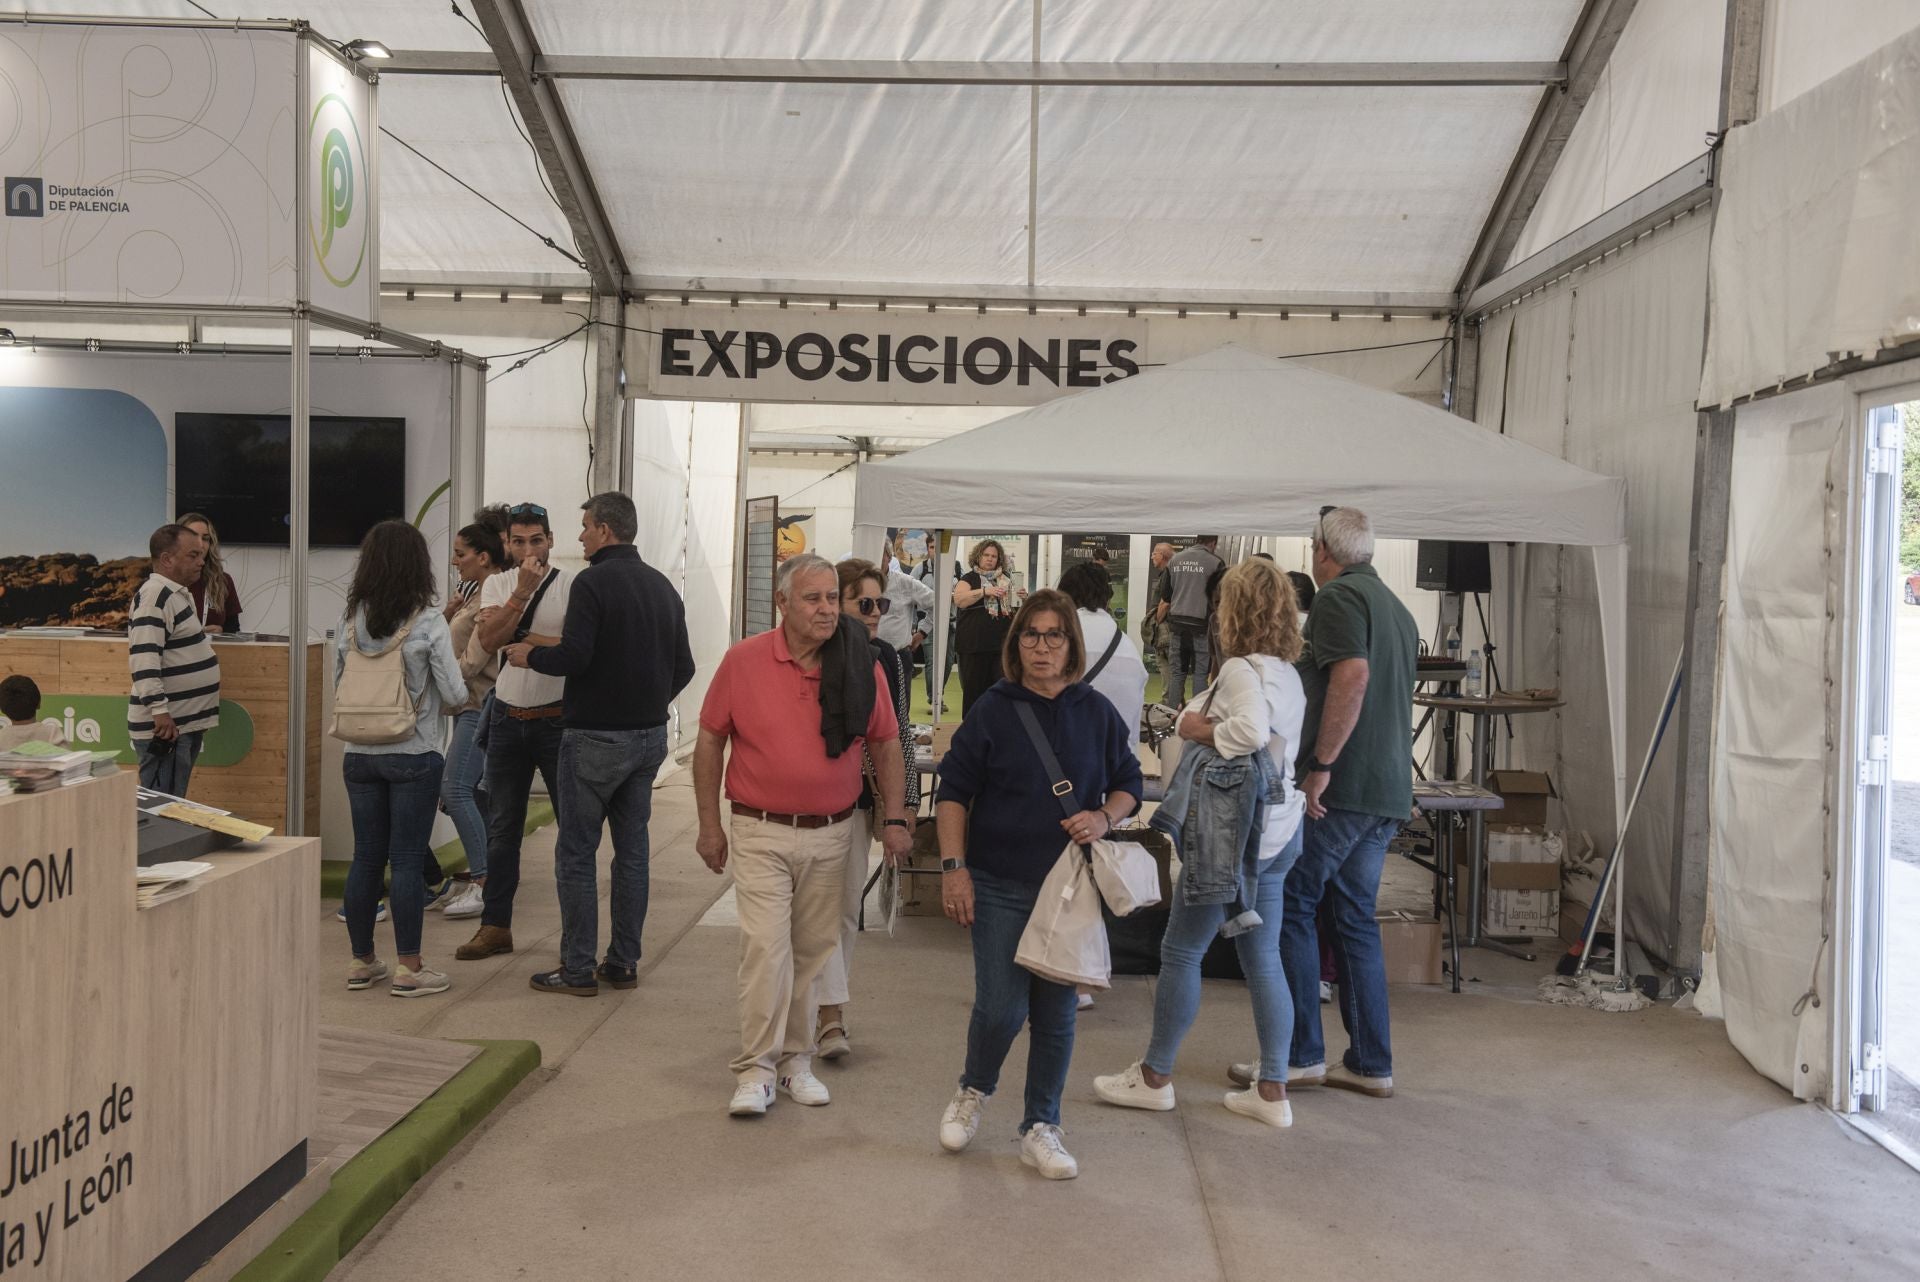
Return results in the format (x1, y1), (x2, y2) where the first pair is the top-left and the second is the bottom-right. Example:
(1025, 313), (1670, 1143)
(776, 553), (836, 596)
(1315, 507), (1374, 566)
(582, 491), (638, 543)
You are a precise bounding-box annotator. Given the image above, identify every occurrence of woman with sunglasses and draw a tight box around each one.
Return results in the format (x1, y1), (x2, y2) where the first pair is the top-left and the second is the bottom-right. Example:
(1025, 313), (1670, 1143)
(811, 558), (921, 1062)
(932, 589), (1142, 1180)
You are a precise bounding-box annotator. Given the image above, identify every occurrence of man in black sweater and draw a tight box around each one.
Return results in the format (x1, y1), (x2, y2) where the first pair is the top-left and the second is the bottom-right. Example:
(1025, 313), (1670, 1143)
(505, 491), (695, 995)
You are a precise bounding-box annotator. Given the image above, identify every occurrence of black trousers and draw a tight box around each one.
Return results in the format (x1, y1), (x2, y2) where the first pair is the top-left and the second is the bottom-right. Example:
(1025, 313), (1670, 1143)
(958, 651), (1001, 717)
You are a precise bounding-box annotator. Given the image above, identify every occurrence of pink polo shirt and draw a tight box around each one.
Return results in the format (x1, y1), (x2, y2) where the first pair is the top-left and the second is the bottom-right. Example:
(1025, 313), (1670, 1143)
(700, 627), (900, 815)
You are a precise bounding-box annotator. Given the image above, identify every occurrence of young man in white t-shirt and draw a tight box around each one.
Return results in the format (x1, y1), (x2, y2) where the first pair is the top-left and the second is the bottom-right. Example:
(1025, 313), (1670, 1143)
(455, 502), (575, 961)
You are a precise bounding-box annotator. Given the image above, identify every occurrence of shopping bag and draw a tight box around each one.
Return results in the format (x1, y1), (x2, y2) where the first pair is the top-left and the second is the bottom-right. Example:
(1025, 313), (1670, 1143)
(1088, 837), (1162, 917)
(1015, 845), (1112, 989)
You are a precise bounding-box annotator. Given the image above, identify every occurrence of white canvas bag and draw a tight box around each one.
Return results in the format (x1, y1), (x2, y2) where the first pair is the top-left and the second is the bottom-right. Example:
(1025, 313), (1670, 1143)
(1015, 844), (1112, 989)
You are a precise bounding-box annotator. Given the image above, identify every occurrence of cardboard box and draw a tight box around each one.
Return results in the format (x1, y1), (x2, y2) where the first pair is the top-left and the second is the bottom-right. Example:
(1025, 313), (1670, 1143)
(1483, 826), (1561, 937)
(1486, 886), (1560, 936)
(899, 823), (947, 917)
(1485, 769), (1556, 830)
(1377, 910), (1443, 984)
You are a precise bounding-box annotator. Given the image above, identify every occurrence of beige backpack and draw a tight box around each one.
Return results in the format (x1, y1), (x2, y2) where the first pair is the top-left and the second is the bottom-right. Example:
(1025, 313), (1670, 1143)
(329, 616), (419, 745)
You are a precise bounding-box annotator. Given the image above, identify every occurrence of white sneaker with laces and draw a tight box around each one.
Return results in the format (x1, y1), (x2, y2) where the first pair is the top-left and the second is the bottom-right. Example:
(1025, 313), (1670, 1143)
(778, 1070), (831, 1106)
(729, 1082), (774, 1117)
(1228, 1059), (1327, 1088)
(442, 882), (485, 918)
(390, 963), (450, 998)
(1093, 1062), (1175, 1111)
(1324, 1062), (1394, 1098)
(939, 1087), (989, 1152)
(1224, 1088), (1293, 1128)
(1020, 1123), (1079, 1180)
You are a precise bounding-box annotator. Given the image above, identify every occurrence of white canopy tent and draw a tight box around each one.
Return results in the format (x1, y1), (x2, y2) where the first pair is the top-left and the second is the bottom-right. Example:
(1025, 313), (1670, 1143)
(853, 342), (1633, 838)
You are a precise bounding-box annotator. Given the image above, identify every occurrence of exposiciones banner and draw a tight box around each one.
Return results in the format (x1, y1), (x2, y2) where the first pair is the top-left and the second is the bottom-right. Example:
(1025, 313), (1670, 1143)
(0, 24), (297, 307)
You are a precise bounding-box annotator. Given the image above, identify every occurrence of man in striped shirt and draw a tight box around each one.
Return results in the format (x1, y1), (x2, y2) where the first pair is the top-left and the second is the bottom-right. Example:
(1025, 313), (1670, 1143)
(128, 523), (222, 795)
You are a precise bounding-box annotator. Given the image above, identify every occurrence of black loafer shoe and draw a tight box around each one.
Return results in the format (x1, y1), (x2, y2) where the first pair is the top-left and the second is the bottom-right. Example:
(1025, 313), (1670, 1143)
(529, 968), (598, 996)
(596, 962), (639, 990)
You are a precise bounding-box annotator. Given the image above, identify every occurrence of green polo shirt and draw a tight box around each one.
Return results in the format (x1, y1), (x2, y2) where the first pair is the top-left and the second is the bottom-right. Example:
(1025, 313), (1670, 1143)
(1295, 563), (1420, 820)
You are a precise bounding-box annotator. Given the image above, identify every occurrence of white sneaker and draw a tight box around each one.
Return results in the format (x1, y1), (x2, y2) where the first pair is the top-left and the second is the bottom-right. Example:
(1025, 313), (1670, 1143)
(939, 1086), (989, 1152)
(1324, 1062), (1394, 1098)
(1076, 992), (1095, 1011)
(390, 963), (450, 998)
(346, 956), (390, 990)
(442, 881), (485, 918)
(1228, 1060), (1327, 1088)
(1020, 1123), (1079, 1180)
(729, 1082), (774, 1117)
(1320, 980), (1334, 1004)
(1093, 1062), (1175, 1112)
(1224, 1088), (1293, 1128)
(778, 1070), (831, 1106)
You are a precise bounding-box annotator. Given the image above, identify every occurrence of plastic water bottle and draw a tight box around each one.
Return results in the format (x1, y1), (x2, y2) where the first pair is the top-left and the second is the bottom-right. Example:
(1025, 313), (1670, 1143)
(1464, 648), (1485, 699)
(1444, 624), (1461, 666)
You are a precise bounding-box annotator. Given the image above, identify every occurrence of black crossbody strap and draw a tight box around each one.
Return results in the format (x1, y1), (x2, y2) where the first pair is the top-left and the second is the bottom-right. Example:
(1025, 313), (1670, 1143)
(1014, 702), (1081, 824)
(1084, 627), (1125, 684)
(512, 568), (558, 644)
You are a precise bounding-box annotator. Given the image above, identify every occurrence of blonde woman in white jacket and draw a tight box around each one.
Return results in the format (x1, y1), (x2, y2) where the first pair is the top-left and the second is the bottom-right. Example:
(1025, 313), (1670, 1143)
(1093, 558), (1308, 1129)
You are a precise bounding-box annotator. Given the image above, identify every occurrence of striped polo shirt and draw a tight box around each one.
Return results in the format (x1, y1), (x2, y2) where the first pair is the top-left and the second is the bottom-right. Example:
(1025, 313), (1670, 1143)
(127, 573), (222, 742)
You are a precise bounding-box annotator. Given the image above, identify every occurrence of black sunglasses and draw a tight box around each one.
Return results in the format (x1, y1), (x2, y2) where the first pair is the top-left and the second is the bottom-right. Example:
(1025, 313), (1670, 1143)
(508, 502), (548, 519)
(854, 596), (892, 617)
(1313, 503), (1336, 543)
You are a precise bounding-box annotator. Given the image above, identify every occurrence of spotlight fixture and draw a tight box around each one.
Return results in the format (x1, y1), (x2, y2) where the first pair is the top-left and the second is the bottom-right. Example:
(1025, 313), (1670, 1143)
(342, 38), (392, 60)
(0, 328), (15, 346)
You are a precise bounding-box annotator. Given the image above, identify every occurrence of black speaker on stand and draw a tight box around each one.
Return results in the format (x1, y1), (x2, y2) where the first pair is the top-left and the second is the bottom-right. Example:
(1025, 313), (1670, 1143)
(1416, 541), (1491, 594)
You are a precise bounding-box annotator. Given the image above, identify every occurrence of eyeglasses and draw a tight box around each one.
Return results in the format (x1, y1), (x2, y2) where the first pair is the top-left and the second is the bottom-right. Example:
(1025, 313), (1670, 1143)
(508, 503), (548, 519)
(1018, 629), (1069, 649)
(854, 596), (892, 617)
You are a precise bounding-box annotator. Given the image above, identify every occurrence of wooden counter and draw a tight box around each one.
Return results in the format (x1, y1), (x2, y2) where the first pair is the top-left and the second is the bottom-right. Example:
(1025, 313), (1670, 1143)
(0, 635), (322, 835)
(0, 772), (317, 1281)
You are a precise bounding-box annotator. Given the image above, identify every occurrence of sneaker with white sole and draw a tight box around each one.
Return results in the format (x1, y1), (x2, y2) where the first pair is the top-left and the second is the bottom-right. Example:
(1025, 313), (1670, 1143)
(1227, 1060), (1327, 1089)
(441, 881), (485, 918)
(1093, 1062), (1175, 1112)
(1020, 1123), (1079, 1180)
(817, 1021), (851, 1061)
(1224, 1088), (1293, 1128)
(729, 1082), (774, 1117)
(390, 963), (450, 998)
(1320, 980), (1334, 1004)
(346, 956), (390, 990)
(939, 1087), (989, 1152)
(1076, 992), (1095, 1011)
(335, 901), (388, 923)
(778, 1070), (831, 1106)
(1324, 1062), (1393, 1098)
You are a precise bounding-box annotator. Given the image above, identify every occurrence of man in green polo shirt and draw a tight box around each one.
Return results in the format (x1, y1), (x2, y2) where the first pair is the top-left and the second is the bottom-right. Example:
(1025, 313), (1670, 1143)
(1273, 507), (1418, 1099)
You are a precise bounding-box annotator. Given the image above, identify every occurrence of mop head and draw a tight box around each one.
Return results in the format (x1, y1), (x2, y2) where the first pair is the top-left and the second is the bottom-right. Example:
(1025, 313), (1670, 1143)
(1537, 972), (1651, 1012)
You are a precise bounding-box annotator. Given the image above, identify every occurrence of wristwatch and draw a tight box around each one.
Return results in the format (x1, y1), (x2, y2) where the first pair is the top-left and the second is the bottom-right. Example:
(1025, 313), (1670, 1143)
(941, 858), (965, 872)
(882, 818), (908, 829)
(1305, 758), (1335, 774)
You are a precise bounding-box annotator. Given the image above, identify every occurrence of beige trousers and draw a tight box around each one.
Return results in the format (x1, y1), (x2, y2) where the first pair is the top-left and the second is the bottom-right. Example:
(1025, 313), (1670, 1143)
(729, 813), (852, 1084)
(813, 813), (874, 1010)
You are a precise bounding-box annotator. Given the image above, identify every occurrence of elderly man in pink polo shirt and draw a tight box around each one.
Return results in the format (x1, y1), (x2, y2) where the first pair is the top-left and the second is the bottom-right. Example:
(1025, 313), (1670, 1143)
(696, 553), (913, 1117)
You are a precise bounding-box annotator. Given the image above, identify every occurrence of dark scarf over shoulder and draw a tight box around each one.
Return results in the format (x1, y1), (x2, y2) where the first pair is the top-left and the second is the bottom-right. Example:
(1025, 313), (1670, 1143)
(819, 613), (879, 758)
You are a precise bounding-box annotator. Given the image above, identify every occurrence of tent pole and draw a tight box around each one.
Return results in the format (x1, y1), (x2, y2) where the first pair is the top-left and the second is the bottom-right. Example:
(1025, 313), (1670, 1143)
(287, 314), (310, 836)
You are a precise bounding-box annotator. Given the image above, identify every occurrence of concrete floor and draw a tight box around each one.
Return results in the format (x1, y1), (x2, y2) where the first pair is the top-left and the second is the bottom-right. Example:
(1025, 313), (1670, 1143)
(325, 773), (1920, 1281)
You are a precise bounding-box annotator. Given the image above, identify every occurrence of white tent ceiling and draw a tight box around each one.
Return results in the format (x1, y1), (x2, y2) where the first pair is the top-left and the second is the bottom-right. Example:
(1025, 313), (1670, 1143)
(25, 1), (1589, 301)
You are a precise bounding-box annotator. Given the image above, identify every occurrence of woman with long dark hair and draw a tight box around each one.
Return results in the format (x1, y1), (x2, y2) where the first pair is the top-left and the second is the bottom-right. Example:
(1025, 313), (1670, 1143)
(336, 520), (467, 998)
(436, 513), (511, 919)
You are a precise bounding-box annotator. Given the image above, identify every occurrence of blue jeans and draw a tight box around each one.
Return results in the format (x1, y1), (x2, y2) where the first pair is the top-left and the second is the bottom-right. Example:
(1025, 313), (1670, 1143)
(479, 704), (565, 930)
(959, 869), (1078, 1133)
(553, 725), (669, 978)
(344, 751), (445, 959)
(136, 730), (204, 796)
(1165, 623), (1210, 707)
(440, 708), (490, 879)
(1145, 825), (1304, 1082)
(1280, 808), (1401, 1077)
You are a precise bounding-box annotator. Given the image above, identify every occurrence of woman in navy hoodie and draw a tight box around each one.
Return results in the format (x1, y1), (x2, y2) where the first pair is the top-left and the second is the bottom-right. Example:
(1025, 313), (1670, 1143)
(931, 589), (1142, 1181)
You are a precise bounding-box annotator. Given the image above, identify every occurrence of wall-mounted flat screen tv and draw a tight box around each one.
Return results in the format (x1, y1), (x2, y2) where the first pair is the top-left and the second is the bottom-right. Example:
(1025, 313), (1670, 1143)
(174, 413), (406, 548)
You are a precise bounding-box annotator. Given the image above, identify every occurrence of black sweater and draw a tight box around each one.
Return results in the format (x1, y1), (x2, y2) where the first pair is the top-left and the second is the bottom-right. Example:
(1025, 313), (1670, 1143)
(528, 544), (695, 730)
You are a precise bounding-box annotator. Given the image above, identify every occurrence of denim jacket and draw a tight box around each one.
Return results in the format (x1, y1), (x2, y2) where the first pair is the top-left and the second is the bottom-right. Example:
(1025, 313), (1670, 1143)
(1151, 741), (1289, 926)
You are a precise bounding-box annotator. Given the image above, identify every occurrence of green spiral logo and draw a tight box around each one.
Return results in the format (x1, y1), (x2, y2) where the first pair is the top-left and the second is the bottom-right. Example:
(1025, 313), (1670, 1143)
(308, 93), (368, 287)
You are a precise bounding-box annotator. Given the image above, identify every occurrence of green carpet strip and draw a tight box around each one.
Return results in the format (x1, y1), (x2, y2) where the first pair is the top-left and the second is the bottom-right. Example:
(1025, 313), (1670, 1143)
(319, 801), (554, 899)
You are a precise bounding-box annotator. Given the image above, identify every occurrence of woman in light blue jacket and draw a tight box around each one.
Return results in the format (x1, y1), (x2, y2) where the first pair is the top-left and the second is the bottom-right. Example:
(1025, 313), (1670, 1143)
(337, 520), (468, 998)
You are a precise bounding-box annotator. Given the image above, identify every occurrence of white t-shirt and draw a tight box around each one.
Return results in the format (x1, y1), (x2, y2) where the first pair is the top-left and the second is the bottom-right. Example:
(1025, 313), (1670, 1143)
(479, 565), (574, 709)
(1181, 653), (1306, 861)
(1077, 608), (1148, 736)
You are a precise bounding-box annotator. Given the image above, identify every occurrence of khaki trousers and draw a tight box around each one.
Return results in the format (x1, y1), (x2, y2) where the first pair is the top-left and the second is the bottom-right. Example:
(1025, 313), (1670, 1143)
(813, 813), (873, 1010)
(729, 814), (852, 1084)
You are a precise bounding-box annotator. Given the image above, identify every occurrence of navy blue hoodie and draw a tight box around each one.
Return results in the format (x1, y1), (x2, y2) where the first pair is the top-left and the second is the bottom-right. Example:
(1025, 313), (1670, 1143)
(935, 679), (1144, 885)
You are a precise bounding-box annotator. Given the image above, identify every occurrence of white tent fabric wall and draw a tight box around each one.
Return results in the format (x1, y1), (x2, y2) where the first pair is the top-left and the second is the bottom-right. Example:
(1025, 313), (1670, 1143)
(1698, 23), (1920, 411)
(1473, 216), (1709, 956)
(1707, 381), (1850, 1100)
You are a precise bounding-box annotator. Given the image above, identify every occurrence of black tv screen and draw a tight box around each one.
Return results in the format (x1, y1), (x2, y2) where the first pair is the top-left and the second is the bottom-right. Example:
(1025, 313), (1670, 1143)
(174, 413), (406, 548)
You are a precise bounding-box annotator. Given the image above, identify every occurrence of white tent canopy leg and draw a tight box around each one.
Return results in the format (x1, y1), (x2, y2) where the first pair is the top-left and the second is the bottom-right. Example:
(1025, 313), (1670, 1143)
(1592, 542), (1632, 829)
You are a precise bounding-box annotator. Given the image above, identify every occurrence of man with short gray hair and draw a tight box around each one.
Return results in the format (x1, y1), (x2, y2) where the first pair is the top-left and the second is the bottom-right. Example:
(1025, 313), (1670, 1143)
(1233, 505), (1417, 1098)
(505, 491), (694, 996)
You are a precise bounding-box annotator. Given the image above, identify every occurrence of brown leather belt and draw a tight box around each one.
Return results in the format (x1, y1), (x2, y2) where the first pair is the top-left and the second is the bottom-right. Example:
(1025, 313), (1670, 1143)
(731, 802), (855, 829)
(504, 703), (564, 721)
